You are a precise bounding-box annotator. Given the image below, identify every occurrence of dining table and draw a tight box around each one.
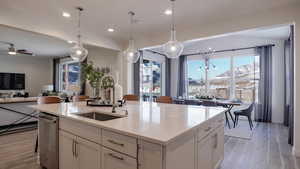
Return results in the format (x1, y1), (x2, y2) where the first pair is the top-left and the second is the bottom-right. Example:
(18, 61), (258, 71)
(173, 98), (242, 129)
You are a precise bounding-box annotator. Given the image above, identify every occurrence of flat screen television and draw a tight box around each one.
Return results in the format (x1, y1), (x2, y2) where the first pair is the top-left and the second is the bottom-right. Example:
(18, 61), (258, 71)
(0, 73), (25, 90)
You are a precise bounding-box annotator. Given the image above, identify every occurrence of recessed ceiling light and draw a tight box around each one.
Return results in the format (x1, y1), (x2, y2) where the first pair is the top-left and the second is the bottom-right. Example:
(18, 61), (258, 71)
(107, 28), (115, 32)
(67, 40), (73, 44)
(165, 9), (172, 15)
(62, 12), (71, 18)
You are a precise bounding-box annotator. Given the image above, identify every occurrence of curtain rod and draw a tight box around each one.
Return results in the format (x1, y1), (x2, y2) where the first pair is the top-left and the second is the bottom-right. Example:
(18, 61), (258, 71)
(144, 49), (167, 57)
(182, 44), (275, 57)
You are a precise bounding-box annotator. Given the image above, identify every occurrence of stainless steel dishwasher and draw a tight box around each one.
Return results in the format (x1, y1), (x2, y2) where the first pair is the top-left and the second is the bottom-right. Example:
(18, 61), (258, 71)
(39, 112), (59, 169)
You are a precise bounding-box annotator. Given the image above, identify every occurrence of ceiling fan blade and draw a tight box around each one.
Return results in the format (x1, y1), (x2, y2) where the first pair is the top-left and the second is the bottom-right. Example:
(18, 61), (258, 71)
(17, 49), (34, 56)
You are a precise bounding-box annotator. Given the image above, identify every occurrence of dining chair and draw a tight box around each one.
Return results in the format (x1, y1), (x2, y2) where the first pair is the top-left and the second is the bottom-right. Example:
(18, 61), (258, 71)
(35, 96), (61, 153)
(233, 103), (254, 130)
(156, 96), (173, 104)
(72, 95), (89, 102)
(123, 94), (139, 101)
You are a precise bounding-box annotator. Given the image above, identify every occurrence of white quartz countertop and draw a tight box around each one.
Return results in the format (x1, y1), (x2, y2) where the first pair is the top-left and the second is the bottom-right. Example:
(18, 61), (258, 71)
(0, 97), (38, 104)
(30, 101), (226, 144)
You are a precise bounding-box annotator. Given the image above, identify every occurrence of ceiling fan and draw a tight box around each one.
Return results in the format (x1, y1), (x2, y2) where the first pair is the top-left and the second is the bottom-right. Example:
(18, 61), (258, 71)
(0, 41), (35, 56)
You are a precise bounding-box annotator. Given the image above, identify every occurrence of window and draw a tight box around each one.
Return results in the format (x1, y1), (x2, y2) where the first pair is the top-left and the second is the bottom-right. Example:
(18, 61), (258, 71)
(234, 56), (259, 102)
(142, 59), (162, 101)
(187, 55), (259, 103)
(209, 57), (231, 99)
(187, 60), (206, 98)
(59, 61), (81, 91)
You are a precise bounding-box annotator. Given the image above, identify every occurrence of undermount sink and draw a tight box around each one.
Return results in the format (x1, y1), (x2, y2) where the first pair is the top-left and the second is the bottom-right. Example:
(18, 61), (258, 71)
(74, 112), (122, 121)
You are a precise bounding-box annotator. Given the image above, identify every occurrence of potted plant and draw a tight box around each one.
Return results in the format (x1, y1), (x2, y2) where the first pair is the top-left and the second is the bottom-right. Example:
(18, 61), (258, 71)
(81, 62), (110, 98)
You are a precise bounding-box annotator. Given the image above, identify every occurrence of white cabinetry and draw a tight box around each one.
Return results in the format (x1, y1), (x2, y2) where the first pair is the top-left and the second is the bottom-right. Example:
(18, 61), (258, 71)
(138, 140), (163, 169)
(212, 126), (224, 169)
(58, 114), (225, 169)
(77, 137), (101, 169)
(59, 131), (77, 169)
(59, 130), (101, 169)
(197, 125), (224, 169)
(197, 136), (213, 169)
(102, 147), (137, 169)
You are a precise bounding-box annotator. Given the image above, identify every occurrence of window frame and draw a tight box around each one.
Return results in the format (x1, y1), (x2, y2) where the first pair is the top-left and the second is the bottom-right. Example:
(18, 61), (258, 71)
(58, 60), (81, 93)
(186, 54), (259, 103)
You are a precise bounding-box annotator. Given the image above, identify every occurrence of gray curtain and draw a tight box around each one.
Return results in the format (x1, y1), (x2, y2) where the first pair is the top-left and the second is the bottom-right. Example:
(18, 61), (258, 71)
(284, 40), (292, 126)
(80, 58), (87, 95)
(165, 57), (171, 96)
(53, 58), (60, 92)
(177, 55), (187, 97)
(133, 51), (143, 96)
(255, 46), (272, 122)
(287, 25), (294, 145)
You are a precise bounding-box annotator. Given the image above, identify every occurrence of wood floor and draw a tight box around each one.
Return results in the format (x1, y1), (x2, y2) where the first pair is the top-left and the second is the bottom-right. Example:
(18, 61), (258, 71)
(0, 123), (299, 169)
(221, 123), (300, 169)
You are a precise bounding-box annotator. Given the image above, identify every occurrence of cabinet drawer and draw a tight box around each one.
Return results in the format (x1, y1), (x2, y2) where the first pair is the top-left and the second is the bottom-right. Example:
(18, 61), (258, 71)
(197, 121), (213, 141)
(102, 147), (137, 169)
(59, 117), (101, 144)
(102, 129), (137, 158)
(212, 114), (225, 128)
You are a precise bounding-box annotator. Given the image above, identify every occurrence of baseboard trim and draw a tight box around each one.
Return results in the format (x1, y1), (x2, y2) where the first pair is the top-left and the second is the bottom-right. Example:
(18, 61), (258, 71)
(292, 146), (300, 157)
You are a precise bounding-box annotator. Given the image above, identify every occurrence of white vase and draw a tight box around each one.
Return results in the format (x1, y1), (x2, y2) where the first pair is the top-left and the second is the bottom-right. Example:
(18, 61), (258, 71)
(114, 72), (123, 103)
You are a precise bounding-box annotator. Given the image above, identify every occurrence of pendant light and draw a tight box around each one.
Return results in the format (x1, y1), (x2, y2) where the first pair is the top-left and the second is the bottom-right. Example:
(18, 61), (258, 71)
(125, 11), (140, 63)
(70, 7), (88, 62)
(163, 0), (184, 59)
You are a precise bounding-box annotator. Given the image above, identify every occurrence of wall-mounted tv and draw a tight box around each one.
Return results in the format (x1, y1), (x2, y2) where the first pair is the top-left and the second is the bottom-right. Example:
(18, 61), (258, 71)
(0, 73), (25, 90)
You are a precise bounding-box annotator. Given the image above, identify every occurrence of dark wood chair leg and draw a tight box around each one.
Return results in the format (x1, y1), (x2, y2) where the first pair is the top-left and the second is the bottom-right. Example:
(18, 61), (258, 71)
(35, 135), (38, 153)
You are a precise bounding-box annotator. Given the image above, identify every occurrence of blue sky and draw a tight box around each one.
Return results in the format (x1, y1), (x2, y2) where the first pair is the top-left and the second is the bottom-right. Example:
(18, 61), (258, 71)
(187, 56), (256, 80)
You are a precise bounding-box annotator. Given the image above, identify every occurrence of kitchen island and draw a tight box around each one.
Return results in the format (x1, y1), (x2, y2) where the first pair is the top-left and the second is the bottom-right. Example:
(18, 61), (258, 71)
(31, 101), (226, 169)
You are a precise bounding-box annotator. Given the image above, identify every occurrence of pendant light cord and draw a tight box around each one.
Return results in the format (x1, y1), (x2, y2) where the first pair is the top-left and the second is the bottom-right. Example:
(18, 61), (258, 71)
(77, 7), (83, 45)
(129, 11), (135, 41)
(171, 0), (175, 31)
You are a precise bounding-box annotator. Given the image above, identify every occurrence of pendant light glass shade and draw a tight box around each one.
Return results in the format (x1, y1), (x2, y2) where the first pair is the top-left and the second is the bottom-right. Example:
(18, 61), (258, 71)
(163, 0), (183, 59)
(125, 11), (140, 63)
(163, 30), (184, 59)
(70, 43), (88, 62)
(125, 39), (140, 63)
(70, 7), (88, 62)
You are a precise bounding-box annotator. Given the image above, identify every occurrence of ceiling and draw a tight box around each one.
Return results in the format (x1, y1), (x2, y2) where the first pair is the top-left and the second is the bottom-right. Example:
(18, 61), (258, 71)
(0, 0), (298, 50)
(238, 26), (291, 40)
(0, 25), (72, 57)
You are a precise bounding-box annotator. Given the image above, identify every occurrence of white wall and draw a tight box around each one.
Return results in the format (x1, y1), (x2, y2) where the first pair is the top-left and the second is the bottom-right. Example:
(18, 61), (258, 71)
(125, 2), (300, 156)
(85, 45), (121, 96)
(0, 54), (52, 96)
(170, 35), (285, 123)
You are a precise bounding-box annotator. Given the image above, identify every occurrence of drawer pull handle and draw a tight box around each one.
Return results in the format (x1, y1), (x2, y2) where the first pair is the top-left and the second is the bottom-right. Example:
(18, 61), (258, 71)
(204, 127), (212, 132)
(107, 139), (124, 147)
(108, 153), (124, 161)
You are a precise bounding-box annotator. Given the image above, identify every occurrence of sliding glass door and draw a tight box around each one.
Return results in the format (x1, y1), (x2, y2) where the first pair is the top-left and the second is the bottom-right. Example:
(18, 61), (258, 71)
(59, 61), (81, 92)
(142, 59), (163, 101)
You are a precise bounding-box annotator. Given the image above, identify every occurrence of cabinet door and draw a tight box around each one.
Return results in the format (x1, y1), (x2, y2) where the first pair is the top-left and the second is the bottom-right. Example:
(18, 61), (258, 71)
(197, 136), (213, 169)
(138, 141), (163, 169)
(102, 147), (137, 169)
(77, 137), (101, 169)
(212, 126), (224, 169)
(59, 130), (77, 169)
